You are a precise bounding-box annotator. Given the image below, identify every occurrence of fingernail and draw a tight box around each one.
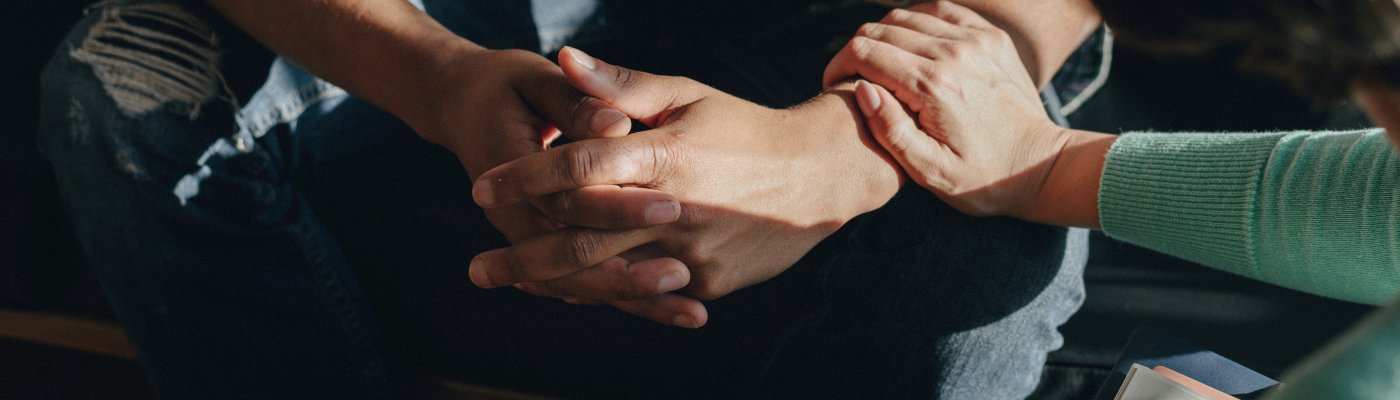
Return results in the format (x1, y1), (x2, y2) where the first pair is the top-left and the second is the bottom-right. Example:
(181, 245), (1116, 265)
(657, 272), (686, 292)
(672, 314), (700, 329)
(472, 180), (495, 207)
(856, 80), (880, 118)
(469, 255), (492, 287)
(568, 47), (597, 70)
(590, 109), (628, 136)
(644, 200), (680, 224)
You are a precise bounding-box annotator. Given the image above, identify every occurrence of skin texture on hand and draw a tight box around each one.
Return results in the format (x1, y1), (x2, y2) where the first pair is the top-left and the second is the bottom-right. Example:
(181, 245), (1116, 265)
(825, 0), (1100, 89)
(837, 3), (1115, 228)
(468, 47), (902, 321)
(834, 3), (1070, 217)
(420, 49), (675, 241)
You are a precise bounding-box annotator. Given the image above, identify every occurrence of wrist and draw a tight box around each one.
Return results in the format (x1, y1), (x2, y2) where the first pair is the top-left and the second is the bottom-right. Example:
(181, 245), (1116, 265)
(788, 87), (904, 221)
(404, 43), (492, 148)
(1013, 128), (1115, 228)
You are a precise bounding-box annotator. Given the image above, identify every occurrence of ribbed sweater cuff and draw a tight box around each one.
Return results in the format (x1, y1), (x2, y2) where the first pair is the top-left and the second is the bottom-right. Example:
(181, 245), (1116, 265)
(1099, 132), (1286, 273)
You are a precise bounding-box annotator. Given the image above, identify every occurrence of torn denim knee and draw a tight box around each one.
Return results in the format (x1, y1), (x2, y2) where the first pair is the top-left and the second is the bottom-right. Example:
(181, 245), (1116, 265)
(70, 1), (234, 121)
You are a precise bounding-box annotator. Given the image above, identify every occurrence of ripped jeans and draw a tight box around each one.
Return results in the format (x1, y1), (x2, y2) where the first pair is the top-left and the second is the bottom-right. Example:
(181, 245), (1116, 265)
(38, 1), (1089, 399)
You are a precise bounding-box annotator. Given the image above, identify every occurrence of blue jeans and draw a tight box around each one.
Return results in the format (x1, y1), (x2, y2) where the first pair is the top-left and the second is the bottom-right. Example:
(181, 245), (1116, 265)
(39, 1), (1087, 398)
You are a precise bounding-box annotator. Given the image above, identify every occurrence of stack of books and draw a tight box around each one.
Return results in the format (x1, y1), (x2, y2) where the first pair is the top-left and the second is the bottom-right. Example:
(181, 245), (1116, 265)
(1097, 327), (1279, 400)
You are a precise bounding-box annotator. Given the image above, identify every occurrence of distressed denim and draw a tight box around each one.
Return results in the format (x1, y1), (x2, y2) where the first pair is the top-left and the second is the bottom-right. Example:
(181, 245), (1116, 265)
(38, 1), (394, 399)
(39, 0), (1097, 398)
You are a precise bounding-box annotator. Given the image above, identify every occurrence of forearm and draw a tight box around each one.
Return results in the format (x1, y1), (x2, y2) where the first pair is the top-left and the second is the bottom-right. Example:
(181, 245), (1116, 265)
(205, 0), (481, 130)
(910, 0), (1102, 87)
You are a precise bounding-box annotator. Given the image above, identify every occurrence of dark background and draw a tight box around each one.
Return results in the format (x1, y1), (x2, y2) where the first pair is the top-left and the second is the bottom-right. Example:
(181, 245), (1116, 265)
(0, 1), (1381, 399)
(2, 1), (115, 319)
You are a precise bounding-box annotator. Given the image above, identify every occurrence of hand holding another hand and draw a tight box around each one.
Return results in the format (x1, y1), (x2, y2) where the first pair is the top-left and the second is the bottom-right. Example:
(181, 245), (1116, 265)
(466, 47), (901, 326)
(416, 48), (688, 241)
(410, 49), (710, 326)
(825, 2), (1074, 219)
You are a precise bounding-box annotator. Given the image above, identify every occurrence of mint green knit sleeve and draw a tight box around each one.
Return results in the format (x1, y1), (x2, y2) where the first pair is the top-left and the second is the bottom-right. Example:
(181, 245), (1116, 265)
(1098, 129), (1400, 305)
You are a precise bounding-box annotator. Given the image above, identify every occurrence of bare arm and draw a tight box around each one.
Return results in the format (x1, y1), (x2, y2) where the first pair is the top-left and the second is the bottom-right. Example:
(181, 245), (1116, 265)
(204, 0), (478, 137)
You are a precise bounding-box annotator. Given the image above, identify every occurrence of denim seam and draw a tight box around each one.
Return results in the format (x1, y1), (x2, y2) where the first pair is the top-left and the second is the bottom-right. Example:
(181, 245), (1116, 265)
(294, 220), (391, 397)
(235, 76), (347, 143)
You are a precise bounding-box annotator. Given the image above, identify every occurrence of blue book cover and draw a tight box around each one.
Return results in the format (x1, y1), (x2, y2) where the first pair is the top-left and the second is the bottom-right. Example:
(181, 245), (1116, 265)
(1094, 327), (1279, 400)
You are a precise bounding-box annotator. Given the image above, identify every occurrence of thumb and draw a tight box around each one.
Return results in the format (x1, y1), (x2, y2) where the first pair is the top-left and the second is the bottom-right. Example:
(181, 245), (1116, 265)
(856, 80), (953, 190)
(559, 46), (709, 127)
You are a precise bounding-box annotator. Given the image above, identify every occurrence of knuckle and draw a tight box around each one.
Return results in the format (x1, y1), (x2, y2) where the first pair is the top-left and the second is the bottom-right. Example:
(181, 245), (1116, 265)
(966, 33), (987, 48)
(939, 42), (963, 59)
(646, 137), (679, 185)
(857, 23), (884, 39)
(566, 95), (594, 127)
(988, 28), (1011, 42)
(850, 38), (873, 61)
(932, 73), (960, 94)
(612, 66), (635, 87)
(560, 232), (602, 266)
(884, 8), (910, 23)
(561, 145), (601, 186)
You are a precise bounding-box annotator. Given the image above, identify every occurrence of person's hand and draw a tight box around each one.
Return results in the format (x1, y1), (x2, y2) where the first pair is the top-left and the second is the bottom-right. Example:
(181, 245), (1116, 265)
(413, 48), (685, 240)
(407, 49), (711, 323)
(467, 47), (901, 313)
(823, 2), (1072, 218)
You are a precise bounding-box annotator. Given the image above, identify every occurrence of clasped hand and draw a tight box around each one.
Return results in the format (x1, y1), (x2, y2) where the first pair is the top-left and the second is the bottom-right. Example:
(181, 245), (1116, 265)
(464, 47), (900, 328)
